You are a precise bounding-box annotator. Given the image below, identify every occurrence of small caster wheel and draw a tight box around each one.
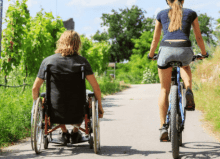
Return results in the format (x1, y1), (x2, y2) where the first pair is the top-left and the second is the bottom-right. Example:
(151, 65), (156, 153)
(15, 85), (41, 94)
(89, 136), (93, 149)
(44, 136), (49, 149)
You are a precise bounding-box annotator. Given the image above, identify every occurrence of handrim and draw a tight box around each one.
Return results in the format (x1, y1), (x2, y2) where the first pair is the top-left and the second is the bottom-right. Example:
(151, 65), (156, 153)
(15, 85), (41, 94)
(92, 98), (100, 154)
(34, 98), (43, 154)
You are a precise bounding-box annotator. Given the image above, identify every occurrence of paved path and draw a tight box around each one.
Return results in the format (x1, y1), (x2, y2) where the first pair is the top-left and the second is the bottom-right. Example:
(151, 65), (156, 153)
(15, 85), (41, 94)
(2, 84), (220, 159)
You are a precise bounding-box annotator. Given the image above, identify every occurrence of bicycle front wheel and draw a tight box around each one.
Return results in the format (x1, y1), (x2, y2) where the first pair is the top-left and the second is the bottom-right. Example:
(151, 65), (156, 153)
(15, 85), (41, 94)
(170, 85), (179, 159)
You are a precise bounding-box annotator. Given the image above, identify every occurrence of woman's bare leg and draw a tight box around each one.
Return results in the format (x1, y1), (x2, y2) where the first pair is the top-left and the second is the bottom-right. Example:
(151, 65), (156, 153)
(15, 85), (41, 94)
(158, 67), (172, 128)
(180, 65), (192, 89)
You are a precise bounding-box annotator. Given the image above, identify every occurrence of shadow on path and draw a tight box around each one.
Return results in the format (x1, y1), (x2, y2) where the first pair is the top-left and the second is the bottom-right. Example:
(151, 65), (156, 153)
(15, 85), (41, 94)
(99, 146), (165, 157)
(1, 145), (165, 158)
(179, 142), (220, 159)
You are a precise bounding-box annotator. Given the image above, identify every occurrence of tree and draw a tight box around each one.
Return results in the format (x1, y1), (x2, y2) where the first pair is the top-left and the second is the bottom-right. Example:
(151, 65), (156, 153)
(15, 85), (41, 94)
(80, 35), (110, 74)
(92, 30), (109, 43)
(131, 31), (154, 57)
(101, 5), (154, 62)
(1, 0), (30, 76)
(213, 12), (220, 43)
(190, 13), (216, 46)
(0, 0), (66, 77)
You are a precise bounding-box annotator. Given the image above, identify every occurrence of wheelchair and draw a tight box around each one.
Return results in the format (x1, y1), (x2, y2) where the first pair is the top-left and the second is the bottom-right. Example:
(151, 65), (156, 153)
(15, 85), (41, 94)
(30, 64), (100, 154)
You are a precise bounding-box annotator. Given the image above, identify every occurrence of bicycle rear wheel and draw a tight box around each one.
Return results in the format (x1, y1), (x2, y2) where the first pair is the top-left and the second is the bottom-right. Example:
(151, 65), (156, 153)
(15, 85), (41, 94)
(170, 85), (179, 159)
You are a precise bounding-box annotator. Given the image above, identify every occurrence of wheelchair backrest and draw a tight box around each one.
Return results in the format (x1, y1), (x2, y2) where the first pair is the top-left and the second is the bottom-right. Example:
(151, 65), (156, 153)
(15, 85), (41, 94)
(44, 64), (86, 124)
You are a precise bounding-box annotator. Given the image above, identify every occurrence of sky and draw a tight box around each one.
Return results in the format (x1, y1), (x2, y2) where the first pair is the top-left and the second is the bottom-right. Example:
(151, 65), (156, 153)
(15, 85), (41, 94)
(2, 0), (220, 39)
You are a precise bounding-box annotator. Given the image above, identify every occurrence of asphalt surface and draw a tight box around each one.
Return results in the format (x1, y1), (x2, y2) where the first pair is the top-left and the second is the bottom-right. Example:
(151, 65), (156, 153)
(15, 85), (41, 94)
(1, 84), (220, 159)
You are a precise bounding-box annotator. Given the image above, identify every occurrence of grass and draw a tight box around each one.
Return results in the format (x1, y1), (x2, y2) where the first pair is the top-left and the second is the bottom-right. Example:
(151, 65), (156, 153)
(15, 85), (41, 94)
(192, 46), (220, 132)
(86, 75), (127, 96)
(0, 86), (33, 147)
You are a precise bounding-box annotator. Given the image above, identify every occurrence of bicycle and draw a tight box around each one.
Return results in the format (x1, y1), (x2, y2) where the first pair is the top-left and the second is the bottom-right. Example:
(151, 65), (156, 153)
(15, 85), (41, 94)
(148, 52), (209, 159)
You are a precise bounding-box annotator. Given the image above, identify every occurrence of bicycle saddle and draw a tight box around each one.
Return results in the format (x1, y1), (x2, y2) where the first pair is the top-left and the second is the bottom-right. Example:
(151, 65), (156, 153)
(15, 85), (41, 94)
(168, 61), (182, 67)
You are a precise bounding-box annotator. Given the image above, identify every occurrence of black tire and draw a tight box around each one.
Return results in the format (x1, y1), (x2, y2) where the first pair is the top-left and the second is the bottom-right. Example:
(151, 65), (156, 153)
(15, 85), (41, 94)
(170, 86), (179, 159)
(176, 111), (183, 147)
(168, 116), (171, 142)
(34, 98), (43, 154)
(179, 82), (185, 146)
(179, 131), (182, 146)
(180, 82), (186, 121)
(89, 135), (93, 149)
(44, 136), (49, 149)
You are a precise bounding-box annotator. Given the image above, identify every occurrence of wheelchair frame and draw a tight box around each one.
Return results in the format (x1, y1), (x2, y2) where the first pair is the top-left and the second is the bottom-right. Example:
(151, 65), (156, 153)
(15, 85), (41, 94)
(31, 65), (100, 154)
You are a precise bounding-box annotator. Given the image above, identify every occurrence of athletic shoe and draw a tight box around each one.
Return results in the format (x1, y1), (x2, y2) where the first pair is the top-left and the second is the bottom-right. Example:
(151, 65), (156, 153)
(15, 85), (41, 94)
(58, 130), (70, 145)
(185, 88), (195, 111)
(70, 130), (82, 144)
(159, 124), (168, 142)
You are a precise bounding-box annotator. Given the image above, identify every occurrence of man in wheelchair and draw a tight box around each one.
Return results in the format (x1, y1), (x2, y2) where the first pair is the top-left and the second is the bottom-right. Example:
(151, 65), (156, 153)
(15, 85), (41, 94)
(32, 30), (104, 145)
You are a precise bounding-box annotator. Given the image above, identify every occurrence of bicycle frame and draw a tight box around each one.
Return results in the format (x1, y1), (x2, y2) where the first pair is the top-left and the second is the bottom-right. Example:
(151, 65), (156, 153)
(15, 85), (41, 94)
(166, 65), (185, 130)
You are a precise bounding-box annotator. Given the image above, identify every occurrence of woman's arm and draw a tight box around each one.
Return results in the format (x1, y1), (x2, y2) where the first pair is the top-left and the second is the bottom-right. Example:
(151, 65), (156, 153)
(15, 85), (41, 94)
(32, 77), (44, 100)
(86, 74), (104, 118)
(149, 20), (162, 57)
(192, 17), (206, 56)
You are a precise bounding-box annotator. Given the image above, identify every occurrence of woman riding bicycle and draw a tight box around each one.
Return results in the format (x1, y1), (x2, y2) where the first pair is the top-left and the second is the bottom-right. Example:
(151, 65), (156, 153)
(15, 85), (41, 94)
(148, 0), (208, 141)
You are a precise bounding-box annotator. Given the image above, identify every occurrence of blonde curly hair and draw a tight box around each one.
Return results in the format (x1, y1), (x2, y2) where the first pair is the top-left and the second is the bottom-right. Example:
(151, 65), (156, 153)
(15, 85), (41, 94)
(167, 0), (184, 32)
(55, 30), (81, 56)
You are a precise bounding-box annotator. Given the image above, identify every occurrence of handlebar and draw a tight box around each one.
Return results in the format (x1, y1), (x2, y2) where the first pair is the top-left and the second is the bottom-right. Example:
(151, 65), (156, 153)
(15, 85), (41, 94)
(192, 52), (209, 61)
(148, 52), (209, 61)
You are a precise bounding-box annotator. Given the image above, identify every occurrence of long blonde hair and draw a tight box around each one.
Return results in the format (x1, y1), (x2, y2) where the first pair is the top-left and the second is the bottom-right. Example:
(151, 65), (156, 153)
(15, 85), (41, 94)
(167, 0), (183, 32)
(55, 30), (81, 56)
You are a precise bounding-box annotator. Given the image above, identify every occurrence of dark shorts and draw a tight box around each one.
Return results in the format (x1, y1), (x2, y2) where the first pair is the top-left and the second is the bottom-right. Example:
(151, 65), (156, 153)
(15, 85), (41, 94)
(157, 46), (194, 69)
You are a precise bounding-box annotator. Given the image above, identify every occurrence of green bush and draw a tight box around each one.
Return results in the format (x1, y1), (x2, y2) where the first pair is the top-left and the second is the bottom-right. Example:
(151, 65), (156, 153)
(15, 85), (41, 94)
(142, 68), (159, 84)
(86, 75), (123, 95)
(0, 86), (33, 146)
(81, 36), (110, 75)
(115, 54), (159, 84)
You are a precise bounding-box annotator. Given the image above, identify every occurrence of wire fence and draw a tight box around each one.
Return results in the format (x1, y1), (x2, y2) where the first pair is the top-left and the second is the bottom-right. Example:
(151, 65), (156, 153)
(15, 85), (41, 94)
(0, 84), (29, 88)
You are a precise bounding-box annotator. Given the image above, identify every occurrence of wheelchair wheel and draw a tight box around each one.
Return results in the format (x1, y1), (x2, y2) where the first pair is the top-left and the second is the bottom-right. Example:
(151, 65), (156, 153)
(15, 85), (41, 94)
(33, 98), (43, 154)
(92, 98), (100, 154)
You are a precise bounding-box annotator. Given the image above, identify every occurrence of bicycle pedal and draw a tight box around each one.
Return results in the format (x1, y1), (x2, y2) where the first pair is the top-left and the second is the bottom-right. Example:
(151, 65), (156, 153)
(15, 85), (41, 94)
(186, 109), (195, 111)
(185, 105), (195, 111)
